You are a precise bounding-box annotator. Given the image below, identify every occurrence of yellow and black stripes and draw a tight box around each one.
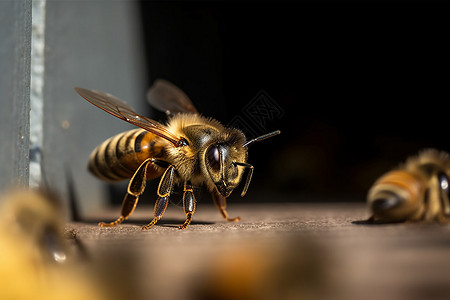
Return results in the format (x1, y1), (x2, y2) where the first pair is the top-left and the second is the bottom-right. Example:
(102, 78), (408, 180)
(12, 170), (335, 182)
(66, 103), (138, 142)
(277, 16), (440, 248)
(88, 129), (165, 181)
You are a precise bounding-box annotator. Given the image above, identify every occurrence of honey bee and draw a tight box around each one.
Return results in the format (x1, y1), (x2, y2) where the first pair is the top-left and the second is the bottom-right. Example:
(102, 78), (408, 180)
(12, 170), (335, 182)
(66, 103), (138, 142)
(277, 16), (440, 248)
(0, 188), (68, 265)
(75, 79), (280, 229)
(0, 189), (108, 300)
(367, 149), (450, 223)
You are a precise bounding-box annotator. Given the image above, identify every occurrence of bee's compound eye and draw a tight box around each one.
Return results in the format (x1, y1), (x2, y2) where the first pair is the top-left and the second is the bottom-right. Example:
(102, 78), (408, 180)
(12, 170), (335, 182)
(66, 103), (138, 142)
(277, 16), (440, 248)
(178, 138), (189, 147)
(438, 172), (450, 196)
(207, 145), (220, 171)
(42, 226), (67, 263)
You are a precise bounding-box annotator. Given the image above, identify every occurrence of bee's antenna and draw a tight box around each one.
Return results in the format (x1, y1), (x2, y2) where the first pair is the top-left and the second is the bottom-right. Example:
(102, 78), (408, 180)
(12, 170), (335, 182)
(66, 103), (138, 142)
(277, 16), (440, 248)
(232, 161), (254, 197)
(242, 130), (281, 148)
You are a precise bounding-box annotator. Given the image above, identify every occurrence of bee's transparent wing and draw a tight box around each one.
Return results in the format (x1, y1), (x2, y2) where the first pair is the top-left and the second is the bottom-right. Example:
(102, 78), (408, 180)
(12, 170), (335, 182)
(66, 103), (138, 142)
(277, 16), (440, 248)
(74, 87), (181, 146)
(146, 79), (199, 115)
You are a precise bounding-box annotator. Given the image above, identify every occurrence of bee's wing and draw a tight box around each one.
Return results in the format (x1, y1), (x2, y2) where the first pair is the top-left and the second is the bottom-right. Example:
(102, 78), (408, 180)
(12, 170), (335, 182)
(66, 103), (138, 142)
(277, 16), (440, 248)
(146, 79), (199, 115)
(74, 87), (181, 146)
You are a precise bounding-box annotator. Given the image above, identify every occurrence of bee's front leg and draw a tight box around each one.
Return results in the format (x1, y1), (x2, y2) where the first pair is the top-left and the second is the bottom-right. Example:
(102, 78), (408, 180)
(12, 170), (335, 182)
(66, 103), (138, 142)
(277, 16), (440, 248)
(142, 163), (175, 230)
(211, 189), (241, 222)
(179, 182), (196, 229)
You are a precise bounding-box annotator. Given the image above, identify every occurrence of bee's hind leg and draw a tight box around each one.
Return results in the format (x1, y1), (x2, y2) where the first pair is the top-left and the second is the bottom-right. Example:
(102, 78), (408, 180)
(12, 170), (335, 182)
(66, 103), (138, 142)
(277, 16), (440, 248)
(98, 193), (138, 227)
(179, 182), (196, 229)
(211, 189), (241, 222)
(99, 158), (153, 228)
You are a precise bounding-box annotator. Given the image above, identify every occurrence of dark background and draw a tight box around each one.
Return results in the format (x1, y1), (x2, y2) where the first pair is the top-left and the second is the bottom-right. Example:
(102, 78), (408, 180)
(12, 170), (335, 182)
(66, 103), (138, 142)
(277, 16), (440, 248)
(134, 2), (449, 203)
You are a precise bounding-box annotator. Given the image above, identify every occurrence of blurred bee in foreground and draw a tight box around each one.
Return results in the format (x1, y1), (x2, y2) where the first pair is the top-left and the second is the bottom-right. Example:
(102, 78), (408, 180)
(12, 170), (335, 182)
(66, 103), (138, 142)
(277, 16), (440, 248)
(0, 189), (106, 300)
(75, 79), (280, 230)
(193, 239), (329, 300)
(0, 189), (68, 265)
(367, 149), (450, 223)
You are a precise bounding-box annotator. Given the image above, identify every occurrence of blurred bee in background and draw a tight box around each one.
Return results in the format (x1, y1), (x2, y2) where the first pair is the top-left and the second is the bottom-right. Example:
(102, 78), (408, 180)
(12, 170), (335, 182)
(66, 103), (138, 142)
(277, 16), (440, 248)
(75, 79), (280, 230)
(367, 149), (450, 223)
(0, 188), (107, 300)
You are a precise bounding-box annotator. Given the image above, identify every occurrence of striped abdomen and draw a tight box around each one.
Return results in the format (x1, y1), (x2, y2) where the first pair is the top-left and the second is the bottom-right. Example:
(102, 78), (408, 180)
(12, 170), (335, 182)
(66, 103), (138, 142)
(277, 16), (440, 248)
(88, 129), (165, 181)
(367, 170), (425, 222)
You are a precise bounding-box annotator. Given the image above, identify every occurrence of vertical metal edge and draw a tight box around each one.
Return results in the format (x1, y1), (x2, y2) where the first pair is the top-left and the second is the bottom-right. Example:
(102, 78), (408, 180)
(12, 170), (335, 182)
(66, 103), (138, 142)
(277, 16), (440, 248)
(29, 0), (47, 188)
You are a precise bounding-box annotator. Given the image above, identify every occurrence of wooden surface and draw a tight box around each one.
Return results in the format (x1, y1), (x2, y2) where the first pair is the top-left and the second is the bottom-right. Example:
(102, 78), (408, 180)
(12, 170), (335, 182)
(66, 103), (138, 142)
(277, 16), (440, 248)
(65, 202), (450, 300)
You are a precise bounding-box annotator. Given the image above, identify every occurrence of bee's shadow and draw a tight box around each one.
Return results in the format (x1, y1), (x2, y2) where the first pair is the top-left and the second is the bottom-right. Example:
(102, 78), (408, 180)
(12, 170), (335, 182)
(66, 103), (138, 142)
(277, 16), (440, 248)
(127, 218), (215, 227)
(78, 217), (215, 227)
(351, 219), (405, 225)
(352, 219), (372, 225)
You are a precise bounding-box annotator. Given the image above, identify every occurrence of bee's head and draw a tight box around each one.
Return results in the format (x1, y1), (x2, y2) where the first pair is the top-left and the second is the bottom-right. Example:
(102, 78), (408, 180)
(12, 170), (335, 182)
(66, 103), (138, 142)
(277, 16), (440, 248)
(204, 129), (248, 198)
(204, 129), (281, 198)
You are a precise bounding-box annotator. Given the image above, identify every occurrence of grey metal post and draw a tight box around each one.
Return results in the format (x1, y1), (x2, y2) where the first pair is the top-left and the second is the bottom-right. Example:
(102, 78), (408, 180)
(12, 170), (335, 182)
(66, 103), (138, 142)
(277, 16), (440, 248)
(0, 1), (147, 218)
(0, 0), (32, 192)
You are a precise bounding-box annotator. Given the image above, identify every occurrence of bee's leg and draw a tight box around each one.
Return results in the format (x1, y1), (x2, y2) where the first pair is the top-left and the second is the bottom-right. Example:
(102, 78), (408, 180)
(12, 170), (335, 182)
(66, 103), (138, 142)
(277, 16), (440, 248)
(98, 193), (138, 227)
(142, 195), (170, 230)
(179, 182), (196, 229)
(98, 158), (154, 228)
(142, 164), (175, 230)
(211, 189), (241, 222)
